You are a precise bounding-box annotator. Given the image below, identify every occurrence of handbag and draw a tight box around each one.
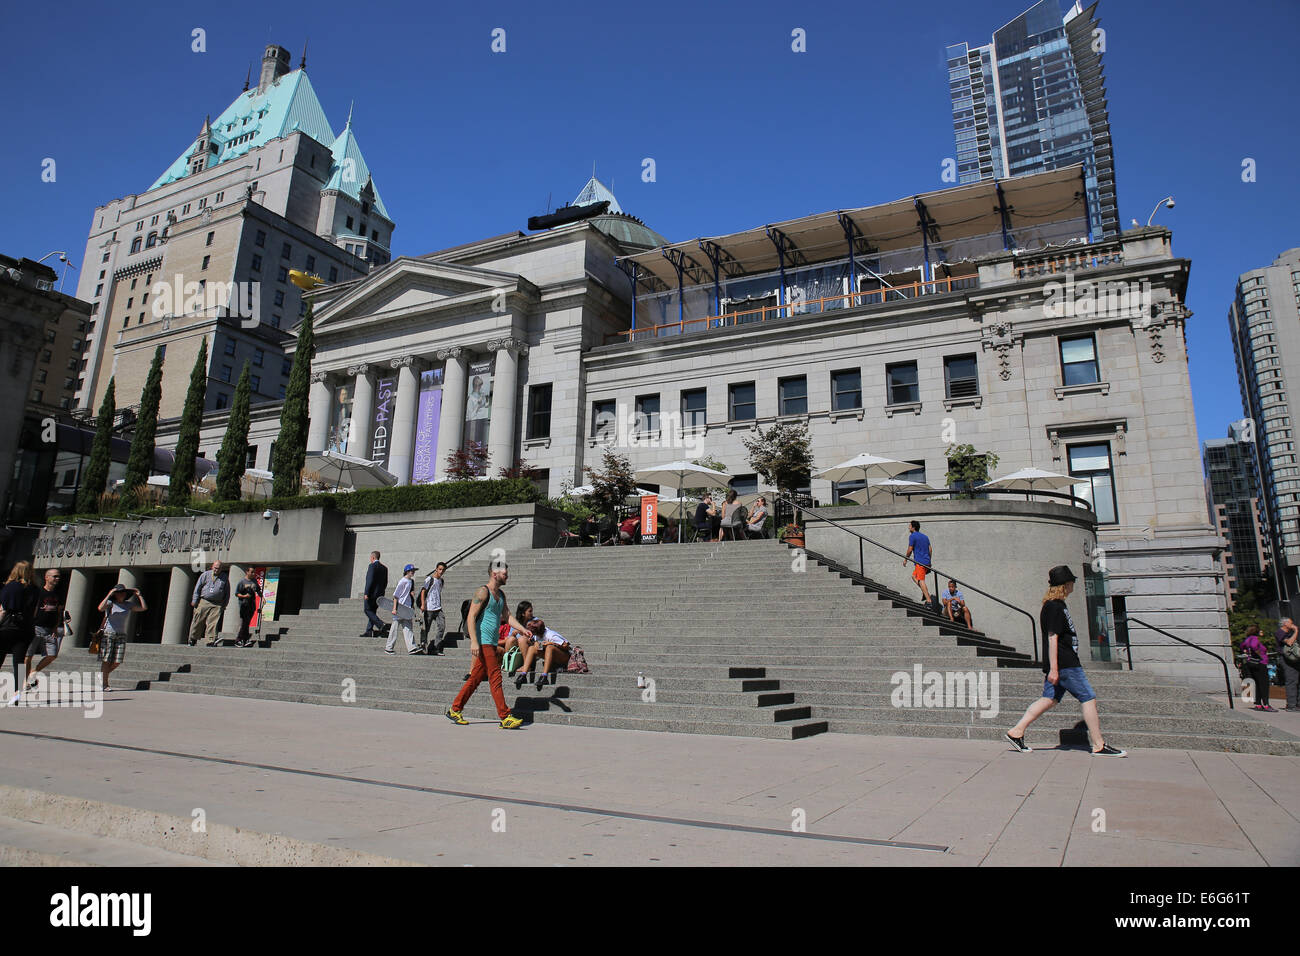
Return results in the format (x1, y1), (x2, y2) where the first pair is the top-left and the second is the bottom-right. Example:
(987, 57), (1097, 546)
(501, 646), (522, 674)
(89, 611), (107, 656)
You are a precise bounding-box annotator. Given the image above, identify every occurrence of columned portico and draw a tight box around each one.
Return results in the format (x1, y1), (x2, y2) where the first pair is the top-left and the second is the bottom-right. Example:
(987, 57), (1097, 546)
(487, 338), (527, 473)
(65, 568), (92, 648)
(388, 356), (420, 485)
(162, 565), (196, 645)
(307, 371), (332, 452)
(349, 364), (374, 460)
(435, 347), (467, 474)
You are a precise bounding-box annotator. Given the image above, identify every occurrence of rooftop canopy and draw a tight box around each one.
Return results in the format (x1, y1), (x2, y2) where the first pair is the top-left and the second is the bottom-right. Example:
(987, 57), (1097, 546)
(616, 164), (1090, 294)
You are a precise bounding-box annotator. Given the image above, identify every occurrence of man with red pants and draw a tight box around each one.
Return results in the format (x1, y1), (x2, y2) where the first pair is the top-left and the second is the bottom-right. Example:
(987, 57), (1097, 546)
(447, 561), (529, 730)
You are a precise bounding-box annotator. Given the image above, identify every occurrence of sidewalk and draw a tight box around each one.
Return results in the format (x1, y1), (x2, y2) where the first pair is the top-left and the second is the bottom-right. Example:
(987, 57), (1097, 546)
(0, 692), (1296, 866)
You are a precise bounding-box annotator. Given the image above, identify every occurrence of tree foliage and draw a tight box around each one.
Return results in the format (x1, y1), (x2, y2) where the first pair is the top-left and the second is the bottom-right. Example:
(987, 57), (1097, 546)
(77, 378), (116, 514)
(169, 338), (209, 505)
(945, 443), (1000, 497)
(445, 440), (490, 479)
(743, 422), (813, 496)
(272, 304), (314, 497)
(123, 348), (165, 509)
(584, 448), (638, 517)
(215, 361), (252, 501)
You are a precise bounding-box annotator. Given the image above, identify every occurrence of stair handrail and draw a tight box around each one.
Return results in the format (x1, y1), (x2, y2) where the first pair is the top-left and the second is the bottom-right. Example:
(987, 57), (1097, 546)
(1118, 615), (1236, 709)
(772, 493), (1039, 663)
(442, 516), (521, 571)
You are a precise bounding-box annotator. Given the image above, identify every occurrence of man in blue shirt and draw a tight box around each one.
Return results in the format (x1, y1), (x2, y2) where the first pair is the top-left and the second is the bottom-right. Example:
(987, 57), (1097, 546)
(904, 520), (933, 607)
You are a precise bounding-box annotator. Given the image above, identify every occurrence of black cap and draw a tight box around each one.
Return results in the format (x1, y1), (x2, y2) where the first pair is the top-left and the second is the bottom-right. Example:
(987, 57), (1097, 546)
(1048, 565), (1077, 586)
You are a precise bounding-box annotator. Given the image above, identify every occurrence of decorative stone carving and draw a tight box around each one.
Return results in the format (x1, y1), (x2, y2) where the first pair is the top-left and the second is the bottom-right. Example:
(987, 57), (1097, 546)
(346, 363), (369, 377)
(310, 370), (330, 384)
(1049, 430), (1061, 461)
(486, 337), (529, 356)
(435, 347), (464, 362)
(1115, 424), (1127, 456)
(980, 321), (1021, 381)
(390, 354), (418, 370)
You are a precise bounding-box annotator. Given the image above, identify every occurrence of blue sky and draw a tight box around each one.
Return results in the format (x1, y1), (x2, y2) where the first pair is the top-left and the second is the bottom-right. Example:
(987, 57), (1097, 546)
(3, 0), (1296, 450)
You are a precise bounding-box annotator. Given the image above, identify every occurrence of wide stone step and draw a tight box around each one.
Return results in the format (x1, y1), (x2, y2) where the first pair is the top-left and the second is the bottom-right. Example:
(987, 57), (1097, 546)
(809, 705), (1274, 737)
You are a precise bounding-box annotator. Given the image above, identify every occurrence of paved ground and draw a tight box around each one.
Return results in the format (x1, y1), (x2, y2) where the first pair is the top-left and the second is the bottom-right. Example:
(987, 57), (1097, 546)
(0, 691), (1296, 866)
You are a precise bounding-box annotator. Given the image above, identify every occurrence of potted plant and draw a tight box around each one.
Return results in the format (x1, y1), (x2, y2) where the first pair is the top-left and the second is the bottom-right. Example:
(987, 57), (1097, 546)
(779, 524), (805, 547)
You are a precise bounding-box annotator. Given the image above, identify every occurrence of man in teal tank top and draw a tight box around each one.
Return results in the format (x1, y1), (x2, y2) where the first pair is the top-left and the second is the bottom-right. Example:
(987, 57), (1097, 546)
(448, 561), (531, 729)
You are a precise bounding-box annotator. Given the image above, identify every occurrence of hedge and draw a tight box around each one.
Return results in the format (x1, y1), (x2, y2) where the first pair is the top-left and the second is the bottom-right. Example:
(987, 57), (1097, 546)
(47, 478), (543, 524)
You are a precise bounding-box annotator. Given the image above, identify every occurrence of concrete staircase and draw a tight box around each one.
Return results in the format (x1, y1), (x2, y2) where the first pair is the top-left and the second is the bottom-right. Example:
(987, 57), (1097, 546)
(105, 539), (1300, 754)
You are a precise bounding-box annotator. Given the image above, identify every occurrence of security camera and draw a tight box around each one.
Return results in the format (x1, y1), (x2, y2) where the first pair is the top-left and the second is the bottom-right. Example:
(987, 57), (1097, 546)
(60, 523), (70, 532)
(263, 509), (273, 520)
(1165, 199), (1175, 210)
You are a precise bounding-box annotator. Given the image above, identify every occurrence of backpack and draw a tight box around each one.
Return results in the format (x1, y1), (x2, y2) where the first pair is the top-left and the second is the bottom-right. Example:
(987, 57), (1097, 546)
(501, 646), (522, 674)
(418, 575), (431, 610)
(566, 645), (590, 674)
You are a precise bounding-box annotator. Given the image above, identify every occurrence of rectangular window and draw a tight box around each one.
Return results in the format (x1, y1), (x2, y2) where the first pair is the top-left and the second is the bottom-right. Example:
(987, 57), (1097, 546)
(1060, 335), (1100, 386)
(271, 314), (282, 328)
(887, 361), (919, 405)
(221, 364), (232, 383)
(281, 242), (292, 260)
(274, 290), (285, 307)
(216, 392), (229, 410)
(251, 254), (262, 272)
(255, 230), (266, 247)
(245, 445), (257, 469)
(253, 348), (264, 367)
(681, 388), (707, 429)
(831, 369), (861, 410)
(251, 375), (261, 392)
(328, 267), (338, 282)
(94, 284), (103, 296)
(729, 382), (756, 421)
(201, 256), (210, 271)
(527, 383), (553, 439)
(635, 394), (661, 432)
(346, 216), (354, 230)
(1069, 442), (1118, 524)
(944, 354), (979, 398)
(779, 376), (808, 416)
(40, 350), (51, 363)
(277, 266), (288, 283)
(277, 383), (286, 399)
(224, 340), (236, 356)
(305, 255), (315, 271)
(591, 399), (616, 438)
(205, 231), (215, 246)
(281, 359), (292, 376)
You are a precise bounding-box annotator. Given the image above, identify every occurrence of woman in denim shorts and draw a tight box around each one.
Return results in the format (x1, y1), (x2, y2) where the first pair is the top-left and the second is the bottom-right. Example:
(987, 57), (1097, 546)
(97, 584), (146, 692)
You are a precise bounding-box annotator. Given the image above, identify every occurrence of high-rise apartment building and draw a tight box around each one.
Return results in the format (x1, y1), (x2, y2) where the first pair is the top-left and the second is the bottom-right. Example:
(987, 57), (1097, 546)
(1204, 424), (1271, 608)
(73, 44), (394, 420)
(946, 0), (1118, 239)
(1228, 247), (1300, 601)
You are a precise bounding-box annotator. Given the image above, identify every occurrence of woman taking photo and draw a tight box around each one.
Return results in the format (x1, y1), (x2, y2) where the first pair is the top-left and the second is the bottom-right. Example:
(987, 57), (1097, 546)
(97, 583), (146, 693)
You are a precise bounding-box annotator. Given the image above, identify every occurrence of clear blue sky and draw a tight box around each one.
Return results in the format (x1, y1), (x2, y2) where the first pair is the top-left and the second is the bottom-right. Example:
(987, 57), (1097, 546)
(3, 0), (1296, 450)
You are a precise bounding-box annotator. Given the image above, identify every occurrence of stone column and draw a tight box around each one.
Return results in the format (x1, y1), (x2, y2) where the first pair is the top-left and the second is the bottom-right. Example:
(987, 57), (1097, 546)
(65, 568), (92, 648)
(349, 364), (374, 460)
(435, 347), (467, 479)
(117, 568), (142, 641)
(162, 565), (195, 645)
(388, 356), (421, 485)
(307, 371), (332, 452)
(487, 338), (527, 473)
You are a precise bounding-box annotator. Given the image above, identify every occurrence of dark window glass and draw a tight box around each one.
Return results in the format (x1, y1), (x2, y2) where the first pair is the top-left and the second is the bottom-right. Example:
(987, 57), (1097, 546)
(305, 255), (315, 271)
(527, 383), (552, 439)
(591, 399), (616, 438)
(205, 231), (215, 247)
(1069, 443), (1118, 524)
(253, 348), (264, 367)
(255, 230), (266, 247)
(635, 394), (660, 432)
(681, 388), (707, 428)
(251, 255), (262, 272)
(281, 242), (291, 260)
(328, 267), (338, 282)
(224, 340), (236, 356)
(887, 362), (919, 404)
(831, 369), (861, 410)
(1060, 335), (1100, 386)
(944, 354), (979, 398)
(216, 392), (229, 410)
(729, 382), (756, 421)
(779, 376), (807, 415)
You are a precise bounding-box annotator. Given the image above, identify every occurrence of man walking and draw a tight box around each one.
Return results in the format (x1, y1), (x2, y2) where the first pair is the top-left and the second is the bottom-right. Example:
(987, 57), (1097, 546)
(1005, 565), (1126, 757)
(446, 561), (529, 730)
(387, 564), (421, 655)
(234, 568), (262, 647)
(419, 562), (448, 655)
(361, 551), (388, 638)
(23, 569), (66, 694)
(190, 560), (230, 647)
(904, 520), (933, 608)
(1276, 617), (1299, 713)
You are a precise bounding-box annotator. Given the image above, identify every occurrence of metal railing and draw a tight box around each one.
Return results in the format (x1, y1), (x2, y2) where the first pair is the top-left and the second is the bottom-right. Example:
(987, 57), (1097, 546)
(773, 493), (1039, 662)
(1118, 616), (1235, 709)
(892, 486), (1093, 510)
(442, 516), (520, 571)
(621, 275), (979, 342)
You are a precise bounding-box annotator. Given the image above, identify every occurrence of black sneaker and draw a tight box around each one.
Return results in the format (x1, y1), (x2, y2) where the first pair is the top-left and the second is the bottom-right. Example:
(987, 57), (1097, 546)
(1005, 732), (1031, 753)
(535, 673), (548, 688)
(1092, 744), (1127, 757)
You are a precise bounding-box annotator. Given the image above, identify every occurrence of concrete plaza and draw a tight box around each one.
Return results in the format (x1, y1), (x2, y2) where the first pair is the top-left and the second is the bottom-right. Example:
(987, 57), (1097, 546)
(0, 692), (1296, 866)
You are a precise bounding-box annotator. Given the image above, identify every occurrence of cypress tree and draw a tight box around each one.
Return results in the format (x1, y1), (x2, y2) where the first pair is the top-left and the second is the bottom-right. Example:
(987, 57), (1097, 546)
(123, 347), (165, 509)
(272, 304), (314, 498)
(215, 361), (252, 501)
(77, 378), (116, 514)
(169, 338), (209, 505)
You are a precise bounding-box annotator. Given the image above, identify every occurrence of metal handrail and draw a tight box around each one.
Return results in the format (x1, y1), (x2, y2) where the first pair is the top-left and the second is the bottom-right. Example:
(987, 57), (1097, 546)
(442, 516), (520, 571)
(1119, 616), (1236, 709)
(773, 493), (1039, 663)
(893, 486), (1093, 510)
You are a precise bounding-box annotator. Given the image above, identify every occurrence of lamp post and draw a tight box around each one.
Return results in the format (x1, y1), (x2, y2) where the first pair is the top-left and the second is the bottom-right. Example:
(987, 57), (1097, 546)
(1146, 196), (1175, 227)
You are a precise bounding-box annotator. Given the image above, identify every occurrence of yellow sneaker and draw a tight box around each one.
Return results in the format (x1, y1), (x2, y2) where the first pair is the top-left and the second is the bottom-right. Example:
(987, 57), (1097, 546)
(445, 707), (468, 725)
(499, 715), (524, 730)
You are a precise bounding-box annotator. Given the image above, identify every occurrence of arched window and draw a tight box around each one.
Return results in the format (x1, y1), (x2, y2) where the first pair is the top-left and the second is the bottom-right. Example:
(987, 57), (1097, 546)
(146, 232), (158, 248)
(130, 237), (142, 254)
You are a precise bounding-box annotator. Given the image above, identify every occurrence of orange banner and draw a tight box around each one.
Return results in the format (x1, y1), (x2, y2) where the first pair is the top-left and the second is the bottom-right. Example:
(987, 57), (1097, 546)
(641, 495), (659, 543)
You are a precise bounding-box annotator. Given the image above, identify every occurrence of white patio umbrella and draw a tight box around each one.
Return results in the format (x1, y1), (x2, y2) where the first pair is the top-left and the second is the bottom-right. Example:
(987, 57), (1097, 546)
(845, 479), (932, 504)
(302, 450), (398, 492)
(815, 453), (913, 503)
(634, 460), (733, 544)
(979, 467), (1078, 501)
(565, 484), (596, 498)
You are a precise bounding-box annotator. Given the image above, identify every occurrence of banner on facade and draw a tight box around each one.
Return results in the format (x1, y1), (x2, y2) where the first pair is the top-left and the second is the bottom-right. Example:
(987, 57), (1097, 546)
(328, 385), (353, 455)
(412, 367), (444, 484)
(464, 358), (494, 450)
(261, 567), (280, 622)
(371, 374), (397, 469)
(641, 495), (658, 544)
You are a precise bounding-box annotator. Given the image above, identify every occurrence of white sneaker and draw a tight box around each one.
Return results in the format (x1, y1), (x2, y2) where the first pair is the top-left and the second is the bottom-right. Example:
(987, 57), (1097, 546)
(7, 693), (21, 707)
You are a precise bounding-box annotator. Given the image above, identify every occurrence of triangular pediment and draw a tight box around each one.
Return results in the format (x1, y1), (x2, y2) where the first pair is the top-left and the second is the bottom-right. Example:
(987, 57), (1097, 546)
(312, 257), (527, 331)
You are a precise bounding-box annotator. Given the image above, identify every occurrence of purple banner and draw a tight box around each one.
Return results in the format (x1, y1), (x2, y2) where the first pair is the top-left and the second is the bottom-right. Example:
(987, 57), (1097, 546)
(412, 384), (442, 484)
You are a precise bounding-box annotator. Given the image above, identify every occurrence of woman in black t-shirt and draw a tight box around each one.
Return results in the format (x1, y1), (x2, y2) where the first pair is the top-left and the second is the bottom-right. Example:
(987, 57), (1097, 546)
(0, 562), (40, 693)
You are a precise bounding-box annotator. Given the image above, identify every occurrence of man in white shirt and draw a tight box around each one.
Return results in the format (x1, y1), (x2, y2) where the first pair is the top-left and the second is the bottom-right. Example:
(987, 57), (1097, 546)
(418, 562), (447, 655)
(387, 564), (420, 655)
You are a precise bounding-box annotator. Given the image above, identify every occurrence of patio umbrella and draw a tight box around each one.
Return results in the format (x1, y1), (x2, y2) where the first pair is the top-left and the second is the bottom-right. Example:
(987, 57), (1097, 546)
(815, 453), (912, 503)
(979, 467), (1078, 501)
(634, 461), (733, 544)
(302, 450), (398, 492)
(845, 479), (933, 504)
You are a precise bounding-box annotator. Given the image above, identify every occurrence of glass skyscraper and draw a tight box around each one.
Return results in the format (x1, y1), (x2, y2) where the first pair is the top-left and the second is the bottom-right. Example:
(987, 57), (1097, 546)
(946, 0), (1118, 239)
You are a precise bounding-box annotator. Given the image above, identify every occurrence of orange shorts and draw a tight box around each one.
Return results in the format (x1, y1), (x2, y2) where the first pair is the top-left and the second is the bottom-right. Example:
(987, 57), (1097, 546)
(912, 564), (929, 583)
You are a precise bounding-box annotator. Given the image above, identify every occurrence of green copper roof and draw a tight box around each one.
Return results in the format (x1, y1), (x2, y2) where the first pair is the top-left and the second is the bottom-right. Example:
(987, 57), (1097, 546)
(150, 68), (385, 222)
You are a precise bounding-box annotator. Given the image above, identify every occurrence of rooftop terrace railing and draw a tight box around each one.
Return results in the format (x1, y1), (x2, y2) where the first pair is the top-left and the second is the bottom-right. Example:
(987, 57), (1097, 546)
(618, 274), (979, 343)
(1013, 240), (1124, 279)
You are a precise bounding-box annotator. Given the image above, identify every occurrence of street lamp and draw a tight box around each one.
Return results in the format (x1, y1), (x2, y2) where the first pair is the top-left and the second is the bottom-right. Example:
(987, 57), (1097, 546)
(1146, 196), (1175, 227)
